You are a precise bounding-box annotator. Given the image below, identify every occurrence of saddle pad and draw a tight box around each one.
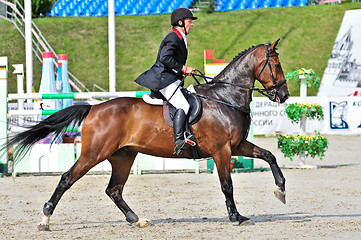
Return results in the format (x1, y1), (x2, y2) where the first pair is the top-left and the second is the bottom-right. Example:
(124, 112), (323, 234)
(142, 93), (163, 105)
(163, 93), (202, 128)
(141, 85), (196, 106)
(141, 87), (202, 128)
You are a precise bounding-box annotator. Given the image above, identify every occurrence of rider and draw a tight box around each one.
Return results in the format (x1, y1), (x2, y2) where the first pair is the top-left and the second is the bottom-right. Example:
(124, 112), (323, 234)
(135, 8), (198, 156)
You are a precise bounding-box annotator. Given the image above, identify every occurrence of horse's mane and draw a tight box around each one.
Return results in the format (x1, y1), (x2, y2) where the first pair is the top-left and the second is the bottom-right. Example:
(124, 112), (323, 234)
(213, 43), (264, 81)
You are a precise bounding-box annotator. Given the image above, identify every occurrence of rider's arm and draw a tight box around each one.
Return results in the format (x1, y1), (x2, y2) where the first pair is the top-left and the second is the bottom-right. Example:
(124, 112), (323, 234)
(159, 39), (182, 73)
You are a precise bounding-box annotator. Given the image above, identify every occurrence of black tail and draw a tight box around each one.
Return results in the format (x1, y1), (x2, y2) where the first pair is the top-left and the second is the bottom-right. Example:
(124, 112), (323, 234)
(5, 105), (92, 164)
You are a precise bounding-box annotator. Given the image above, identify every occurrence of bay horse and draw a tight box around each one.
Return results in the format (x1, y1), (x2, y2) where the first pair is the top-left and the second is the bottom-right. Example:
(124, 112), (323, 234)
(7, 39), (290, 230)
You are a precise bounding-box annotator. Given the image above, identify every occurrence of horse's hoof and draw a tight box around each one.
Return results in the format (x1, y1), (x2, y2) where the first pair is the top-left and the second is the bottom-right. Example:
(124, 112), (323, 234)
(239, 219), (254, 226)
(37, 223), (50, 231)
(274, 189), (286, 204)
(133, 218), (154, 228)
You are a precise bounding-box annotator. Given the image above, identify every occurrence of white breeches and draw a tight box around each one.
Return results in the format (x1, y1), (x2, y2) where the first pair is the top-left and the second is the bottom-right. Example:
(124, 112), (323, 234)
(159, 80), (190, 115)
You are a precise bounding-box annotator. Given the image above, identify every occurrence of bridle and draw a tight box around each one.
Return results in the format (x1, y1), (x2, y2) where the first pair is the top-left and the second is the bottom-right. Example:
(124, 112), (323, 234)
(189, 44), (287, 112)
(254, 44), (287, 99)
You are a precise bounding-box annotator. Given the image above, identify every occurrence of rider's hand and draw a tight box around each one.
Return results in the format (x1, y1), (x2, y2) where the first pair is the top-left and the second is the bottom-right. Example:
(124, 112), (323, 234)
(182, 66), (195, 76)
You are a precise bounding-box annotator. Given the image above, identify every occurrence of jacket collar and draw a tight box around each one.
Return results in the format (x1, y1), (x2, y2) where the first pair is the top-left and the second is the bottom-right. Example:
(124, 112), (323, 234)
(173, 28), (184, 40)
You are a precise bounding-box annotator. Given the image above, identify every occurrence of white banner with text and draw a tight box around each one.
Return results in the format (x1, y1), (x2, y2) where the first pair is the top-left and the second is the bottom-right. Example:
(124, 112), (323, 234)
(252, 96), (361, 135)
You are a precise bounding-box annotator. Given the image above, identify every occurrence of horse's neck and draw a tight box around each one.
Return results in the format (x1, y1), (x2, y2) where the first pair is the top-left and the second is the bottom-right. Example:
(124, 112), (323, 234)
(218, 52), (256, 87)
(214, 53), (256, 109)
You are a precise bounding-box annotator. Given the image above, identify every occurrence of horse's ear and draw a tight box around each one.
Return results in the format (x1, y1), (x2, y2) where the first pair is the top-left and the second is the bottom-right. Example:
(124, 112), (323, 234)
(270, 38), (280, 51)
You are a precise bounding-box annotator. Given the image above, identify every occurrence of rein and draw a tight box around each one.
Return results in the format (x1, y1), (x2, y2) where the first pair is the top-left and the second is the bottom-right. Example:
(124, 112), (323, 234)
(190, 44), (286, 108)
(196, 93), (250, 113)
(190, 70), (249, 113)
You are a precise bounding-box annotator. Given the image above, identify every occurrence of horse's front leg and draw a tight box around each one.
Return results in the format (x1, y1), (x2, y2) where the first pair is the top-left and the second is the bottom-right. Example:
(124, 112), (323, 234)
(234, 140), (286, 204)
(213, 147), (254, 225)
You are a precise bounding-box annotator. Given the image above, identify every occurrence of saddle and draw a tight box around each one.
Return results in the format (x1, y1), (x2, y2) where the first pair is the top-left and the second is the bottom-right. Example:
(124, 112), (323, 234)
(142, 87), (203, 159)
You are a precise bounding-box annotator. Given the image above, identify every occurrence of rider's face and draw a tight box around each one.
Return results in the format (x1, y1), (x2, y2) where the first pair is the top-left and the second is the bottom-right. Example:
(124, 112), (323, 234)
(184, 18), (194, 34)
(178, 18), (194, 34)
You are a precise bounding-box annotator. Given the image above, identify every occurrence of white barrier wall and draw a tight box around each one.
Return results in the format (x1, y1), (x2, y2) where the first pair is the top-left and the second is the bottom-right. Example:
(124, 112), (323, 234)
(15, 144), (75, 173)
(0, 57), (8, 169)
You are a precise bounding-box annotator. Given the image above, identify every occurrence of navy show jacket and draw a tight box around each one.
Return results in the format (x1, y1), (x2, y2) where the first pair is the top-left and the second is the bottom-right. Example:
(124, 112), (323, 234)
(135, 28), (187, 91)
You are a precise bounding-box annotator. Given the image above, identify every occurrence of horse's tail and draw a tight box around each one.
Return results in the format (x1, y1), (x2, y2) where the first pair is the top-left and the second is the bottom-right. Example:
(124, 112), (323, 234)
(5, 105), (92, 164)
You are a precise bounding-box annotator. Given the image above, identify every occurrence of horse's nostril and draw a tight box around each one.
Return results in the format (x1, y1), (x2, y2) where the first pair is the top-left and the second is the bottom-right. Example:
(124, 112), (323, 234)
(280, 93), (290, 103)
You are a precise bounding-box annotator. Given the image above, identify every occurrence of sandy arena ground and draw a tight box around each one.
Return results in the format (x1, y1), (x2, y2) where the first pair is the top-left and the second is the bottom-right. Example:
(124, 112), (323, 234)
(0, 135), (360, 239)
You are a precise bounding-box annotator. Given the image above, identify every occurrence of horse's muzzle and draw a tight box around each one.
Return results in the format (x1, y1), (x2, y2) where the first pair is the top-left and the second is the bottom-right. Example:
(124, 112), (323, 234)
(276, 87), (290, 104)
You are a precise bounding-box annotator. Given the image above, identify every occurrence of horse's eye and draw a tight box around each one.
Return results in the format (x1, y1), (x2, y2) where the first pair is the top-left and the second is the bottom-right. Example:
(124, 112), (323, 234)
(274, 64), (281, 69)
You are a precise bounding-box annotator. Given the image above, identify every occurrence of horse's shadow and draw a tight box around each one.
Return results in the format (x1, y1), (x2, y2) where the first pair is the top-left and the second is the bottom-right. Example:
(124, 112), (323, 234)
(52, 212), (361, 231)
(154, 212), (361, 224)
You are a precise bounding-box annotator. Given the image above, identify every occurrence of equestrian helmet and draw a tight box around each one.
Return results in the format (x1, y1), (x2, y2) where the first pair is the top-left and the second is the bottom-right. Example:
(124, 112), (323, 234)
(171, 8), (198, 26)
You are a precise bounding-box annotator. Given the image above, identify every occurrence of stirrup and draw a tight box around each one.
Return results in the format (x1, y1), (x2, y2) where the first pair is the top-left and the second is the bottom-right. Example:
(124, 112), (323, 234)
(184, 132), (196, 147)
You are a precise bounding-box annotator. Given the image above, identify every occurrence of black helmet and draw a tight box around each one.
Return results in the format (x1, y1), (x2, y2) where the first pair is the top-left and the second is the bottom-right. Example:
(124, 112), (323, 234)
(171, 8), (198, 27)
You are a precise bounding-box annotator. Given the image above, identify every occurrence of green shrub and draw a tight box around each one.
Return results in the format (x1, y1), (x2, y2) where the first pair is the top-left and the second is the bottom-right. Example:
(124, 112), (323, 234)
(277, 132), (328, 161)
(285, 68), (321, 88)
(9, 0), (56, 18)
(285, 103), (324, 124)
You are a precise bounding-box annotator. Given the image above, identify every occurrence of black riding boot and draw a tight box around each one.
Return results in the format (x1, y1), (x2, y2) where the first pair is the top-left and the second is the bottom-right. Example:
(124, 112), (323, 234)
(173, 109), (188, 156)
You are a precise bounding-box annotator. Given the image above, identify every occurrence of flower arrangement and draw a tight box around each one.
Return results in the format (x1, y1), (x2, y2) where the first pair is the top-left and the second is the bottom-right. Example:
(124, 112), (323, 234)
(285, 68), (321, 88)
(285, 103), (324, 124)
(277, 132), (328, 161)
(279, 67), (327, 164)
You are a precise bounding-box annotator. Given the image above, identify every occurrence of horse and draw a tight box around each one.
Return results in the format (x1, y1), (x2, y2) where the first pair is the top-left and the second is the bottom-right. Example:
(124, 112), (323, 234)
(6, 39), (290, 230)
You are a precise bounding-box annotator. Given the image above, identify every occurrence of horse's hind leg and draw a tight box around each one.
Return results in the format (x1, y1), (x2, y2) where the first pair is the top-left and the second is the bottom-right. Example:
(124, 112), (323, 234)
(37, 154), (104, 231)
(106, 149), (153, 227)
(234, 140), (286, 204)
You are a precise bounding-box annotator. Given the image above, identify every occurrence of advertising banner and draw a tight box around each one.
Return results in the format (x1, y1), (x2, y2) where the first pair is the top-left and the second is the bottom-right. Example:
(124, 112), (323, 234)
(321, 96), (361, 134)
(252, 97), (324, 135)
(252, 96), (361, 135)
(8, 102), (38, 132)
(318, 9), (361, 97)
